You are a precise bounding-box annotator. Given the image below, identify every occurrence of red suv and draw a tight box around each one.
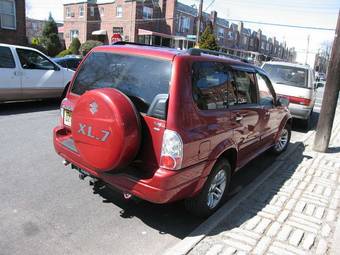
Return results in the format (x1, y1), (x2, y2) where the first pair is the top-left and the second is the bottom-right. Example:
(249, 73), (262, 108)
(53, 44), (291, 217)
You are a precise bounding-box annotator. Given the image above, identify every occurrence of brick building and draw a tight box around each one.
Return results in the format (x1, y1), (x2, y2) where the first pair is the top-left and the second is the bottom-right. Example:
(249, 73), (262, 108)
(0, 0), (26, 45)
(63, 0), (296, 62)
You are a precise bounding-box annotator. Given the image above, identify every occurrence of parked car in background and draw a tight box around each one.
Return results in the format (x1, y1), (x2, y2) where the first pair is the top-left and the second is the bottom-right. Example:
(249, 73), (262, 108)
(315, 71), (326, 81)
(54, 44), (292, 217)
(262, 61), (316, 129)
(52, 55), (82, 71)
(0, 44), (74, 102)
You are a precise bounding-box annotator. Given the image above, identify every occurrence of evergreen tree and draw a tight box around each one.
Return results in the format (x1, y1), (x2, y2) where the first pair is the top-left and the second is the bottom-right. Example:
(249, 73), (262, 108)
(41, 13), (62, 56)
(69, 37), (81, 55)
(199, 23), (219, 51)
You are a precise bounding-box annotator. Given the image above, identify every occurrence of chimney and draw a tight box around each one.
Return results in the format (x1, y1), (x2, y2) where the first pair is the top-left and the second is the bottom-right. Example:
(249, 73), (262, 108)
(238, 21), (244, 33)
(210, 11), (217, 28)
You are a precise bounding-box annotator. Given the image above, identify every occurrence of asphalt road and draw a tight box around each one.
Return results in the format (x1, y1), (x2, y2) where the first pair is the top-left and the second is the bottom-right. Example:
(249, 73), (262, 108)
(0, 88), (331, 255)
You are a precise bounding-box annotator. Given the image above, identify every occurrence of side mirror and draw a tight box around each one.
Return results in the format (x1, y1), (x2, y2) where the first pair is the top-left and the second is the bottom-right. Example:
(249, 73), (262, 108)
(54, 65), (61, 71)
(276, 96), (289, 107)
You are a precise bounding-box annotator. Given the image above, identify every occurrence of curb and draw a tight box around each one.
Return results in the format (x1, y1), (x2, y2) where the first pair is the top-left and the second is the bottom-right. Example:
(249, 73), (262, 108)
(163, 130), (315, 255)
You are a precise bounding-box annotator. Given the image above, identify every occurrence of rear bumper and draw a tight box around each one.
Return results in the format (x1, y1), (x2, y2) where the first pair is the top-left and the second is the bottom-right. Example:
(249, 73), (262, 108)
(53, 126), (208, 203)
(289, 103), (313, 120)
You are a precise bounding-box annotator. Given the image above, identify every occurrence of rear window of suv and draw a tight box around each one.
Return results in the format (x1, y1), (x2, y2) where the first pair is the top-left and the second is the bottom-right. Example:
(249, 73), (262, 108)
(71, 51), (172, 111)
(262, 64), (308, 88)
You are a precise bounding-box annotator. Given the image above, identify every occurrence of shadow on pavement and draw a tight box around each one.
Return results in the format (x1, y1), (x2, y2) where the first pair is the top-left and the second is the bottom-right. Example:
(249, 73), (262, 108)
(88, 141), (304, 239)
(327, 147), (340, 153)
(292, 111), (319, 133)
(0, 99), (60, 116)
(205, 141), (308, 237)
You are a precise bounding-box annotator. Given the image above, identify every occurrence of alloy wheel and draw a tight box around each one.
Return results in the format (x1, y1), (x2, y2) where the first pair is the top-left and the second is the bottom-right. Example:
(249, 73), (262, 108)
(207, 169), (227, 209)
(275, 128), (289, 152)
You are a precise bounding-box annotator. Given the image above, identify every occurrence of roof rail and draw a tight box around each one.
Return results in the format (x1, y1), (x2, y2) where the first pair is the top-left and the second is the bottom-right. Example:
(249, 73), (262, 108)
(112, 41), (151, 46)
(187, 48), (250, 63)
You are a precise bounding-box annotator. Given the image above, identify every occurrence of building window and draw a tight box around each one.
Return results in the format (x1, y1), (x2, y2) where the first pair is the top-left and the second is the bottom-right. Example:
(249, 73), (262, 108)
(70, 30), (79, 39)
(227, 31), (234, 40)
(217, 27), (224, 38)
(261, 42), (265, 50)
(32, 22), (38, 30)
(116, 6), (123, 17)
(113, 27), (123, 34)
(66, 7), (71, 18)
(143, 6), (153, 19)
(0, 0), (16, 30)
(242, 36), (247, 45)
(178, 15), (190, 33)
(100, 7), (104, 16)
(90, 6), (94, 16)
(79, 5), (84, 17)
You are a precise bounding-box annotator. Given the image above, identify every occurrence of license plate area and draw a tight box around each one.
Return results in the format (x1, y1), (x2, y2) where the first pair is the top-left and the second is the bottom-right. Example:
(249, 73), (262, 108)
(63, 109), (72, 127)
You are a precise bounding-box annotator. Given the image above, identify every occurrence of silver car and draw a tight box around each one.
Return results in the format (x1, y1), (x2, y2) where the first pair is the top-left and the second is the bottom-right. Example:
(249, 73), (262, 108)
(262, 61), (316, 129)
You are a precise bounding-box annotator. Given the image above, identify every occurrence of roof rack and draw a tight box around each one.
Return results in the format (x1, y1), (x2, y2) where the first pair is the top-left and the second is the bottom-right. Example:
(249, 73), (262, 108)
(112, 41), (151, 47)
(187, 48), (250, 63)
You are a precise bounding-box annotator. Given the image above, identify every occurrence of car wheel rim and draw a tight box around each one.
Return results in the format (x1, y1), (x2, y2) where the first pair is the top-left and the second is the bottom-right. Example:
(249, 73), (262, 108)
(275, 128), (289, 152)
(207, 169), (227, 209)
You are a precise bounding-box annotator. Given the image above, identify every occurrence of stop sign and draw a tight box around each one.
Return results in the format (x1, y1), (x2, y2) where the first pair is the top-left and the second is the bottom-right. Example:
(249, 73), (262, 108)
(111, 33), (123, 44)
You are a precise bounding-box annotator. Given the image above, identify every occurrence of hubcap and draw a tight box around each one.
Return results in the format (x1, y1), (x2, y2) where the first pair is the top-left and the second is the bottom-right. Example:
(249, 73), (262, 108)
(207, 169), (227, 209)
(275, 128), (289, 152)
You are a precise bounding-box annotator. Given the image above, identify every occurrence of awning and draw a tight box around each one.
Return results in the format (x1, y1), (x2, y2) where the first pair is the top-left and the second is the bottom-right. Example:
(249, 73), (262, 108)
(138, 29), (192, 41)
(92, 30), (107, 35)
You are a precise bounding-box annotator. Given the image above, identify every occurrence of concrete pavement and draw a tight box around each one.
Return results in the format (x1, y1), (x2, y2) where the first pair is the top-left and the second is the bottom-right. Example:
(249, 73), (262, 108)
(166, 106), (340, 255)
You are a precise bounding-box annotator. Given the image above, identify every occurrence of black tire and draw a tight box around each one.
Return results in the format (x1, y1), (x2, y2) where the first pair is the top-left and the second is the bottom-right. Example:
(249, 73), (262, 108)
(185, 159), (231, 218)
(61, 83), (70, 100)
(271, 124), (291, 154)
(301, 111), (312, 130)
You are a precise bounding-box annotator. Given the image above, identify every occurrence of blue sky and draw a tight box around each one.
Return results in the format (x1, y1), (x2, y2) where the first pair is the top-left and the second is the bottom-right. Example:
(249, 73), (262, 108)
(26, 0), (340, 65)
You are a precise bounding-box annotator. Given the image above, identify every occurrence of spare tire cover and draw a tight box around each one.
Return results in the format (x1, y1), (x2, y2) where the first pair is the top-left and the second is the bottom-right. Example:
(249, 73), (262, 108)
(71, 88), (141, 172)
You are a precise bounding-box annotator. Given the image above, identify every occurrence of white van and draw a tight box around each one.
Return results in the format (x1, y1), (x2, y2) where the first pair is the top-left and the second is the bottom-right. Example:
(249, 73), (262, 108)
(0, 43), (74, 102)
(262, 61), (316, 129)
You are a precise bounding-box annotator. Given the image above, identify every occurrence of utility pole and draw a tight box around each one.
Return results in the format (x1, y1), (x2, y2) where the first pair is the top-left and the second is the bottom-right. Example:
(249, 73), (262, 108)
(305, 34), (310, 64)
(196, 0), (203, 46)
(313, 10), (340, 152)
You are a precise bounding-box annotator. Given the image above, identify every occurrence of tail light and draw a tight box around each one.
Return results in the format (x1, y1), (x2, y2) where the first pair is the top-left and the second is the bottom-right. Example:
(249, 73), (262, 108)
(160, 129), (183, 170)
(288, 96), (311, 106)
(277, 94), (311, 106)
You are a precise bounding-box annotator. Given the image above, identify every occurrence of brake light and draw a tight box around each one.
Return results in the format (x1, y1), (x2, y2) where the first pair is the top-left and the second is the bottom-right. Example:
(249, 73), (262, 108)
(160, 129), (183, 170)
(288, 96), (311, 106)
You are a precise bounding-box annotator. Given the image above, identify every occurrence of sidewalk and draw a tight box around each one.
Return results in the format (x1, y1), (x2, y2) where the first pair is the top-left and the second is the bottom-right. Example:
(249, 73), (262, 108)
(166, 108), (340, 255)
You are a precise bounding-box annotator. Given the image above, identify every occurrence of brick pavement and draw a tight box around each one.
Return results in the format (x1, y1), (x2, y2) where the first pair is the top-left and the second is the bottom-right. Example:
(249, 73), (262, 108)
(187, 110), (340, 255)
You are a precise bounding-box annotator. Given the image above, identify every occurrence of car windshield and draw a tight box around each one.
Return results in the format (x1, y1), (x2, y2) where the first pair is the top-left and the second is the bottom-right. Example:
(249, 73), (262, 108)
(262, 64), (308, 88)
(71, 51), (172, 111)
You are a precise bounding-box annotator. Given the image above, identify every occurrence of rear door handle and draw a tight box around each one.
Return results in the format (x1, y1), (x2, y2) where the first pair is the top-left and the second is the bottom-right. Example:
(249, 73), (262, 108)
(14, 71), (23, 76)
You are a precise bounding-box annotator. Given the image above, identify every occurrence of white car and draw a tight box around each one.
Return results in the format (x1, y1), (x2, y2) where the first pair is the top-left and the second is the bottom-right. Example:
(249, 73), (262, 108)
(262, 61), (316, 129)
(0, 43), (74, 102)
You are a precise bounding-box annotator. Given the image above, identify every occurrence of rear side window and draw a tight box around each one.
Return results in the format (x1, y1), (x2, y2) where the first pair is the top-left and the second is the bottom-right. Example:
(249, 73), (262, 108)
(231, 70), (257, 104)
(263, 64), (308, 88)
(0, 46), (15, 68)
(192, 61), (231, 110)
(71, 52), (172, 112)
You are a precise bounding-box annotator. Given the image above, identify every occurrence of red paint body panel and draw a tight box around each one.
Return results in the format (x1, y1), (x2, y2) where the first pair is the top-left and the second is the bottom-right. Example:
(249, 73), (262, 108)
(53, 45), (291, 204)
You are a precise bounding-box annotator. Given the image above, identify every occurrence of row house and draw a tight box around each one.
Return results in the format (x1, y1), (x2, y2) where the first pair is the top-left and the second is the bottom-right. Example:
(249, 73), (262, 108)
(64, 0), (181, 48)
(63, 0), (295, 62)
(0, 0), (26, 45)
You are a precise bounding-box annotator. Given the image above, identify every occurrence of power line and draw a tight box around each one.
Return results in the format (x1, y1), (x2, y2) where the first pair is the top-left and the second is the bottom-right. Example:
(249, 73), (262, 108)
(204, 0), (215, 11)
(226, 18), (335, 31)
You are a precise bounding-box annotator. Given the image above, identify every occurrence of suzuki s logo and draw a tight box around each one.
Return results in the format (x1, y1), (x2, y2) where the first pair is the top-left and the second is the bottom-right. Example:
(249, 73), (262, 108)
(89, 101), (98, 115)
(78, 123), (110, 142)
